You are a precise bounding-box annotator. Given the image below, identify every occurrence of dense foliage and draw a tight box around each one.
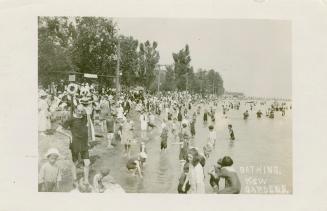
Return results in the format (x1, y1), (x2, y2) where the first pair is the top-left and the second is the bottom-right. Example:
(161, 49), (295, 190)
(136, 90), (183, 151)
(38, 17), (224, 95)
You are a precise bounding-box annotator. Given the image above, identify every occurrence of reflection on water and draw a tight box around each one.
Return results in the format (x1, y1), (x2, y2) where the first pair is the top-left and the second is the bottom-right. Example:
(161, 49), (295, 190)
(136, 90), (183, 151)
(92, 102), (292, 194)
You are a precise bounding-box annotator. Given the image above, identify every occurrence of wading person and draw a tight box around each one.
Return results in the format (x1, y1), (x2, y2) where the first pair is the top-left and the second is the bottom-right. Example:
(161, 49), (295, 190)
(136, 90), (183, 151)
(203, 108), (208, 123)
(99, 95), (111, 133)
(139, 110), (148, 141)
(57, 104), (91, 186)
(190, 113), (196, 137)
(178, 162), (191, 194)
(106, 115), (115, 149)
(203, 125), (216, 158)
(121, 120), (134, 158)
(243, 110), (249, 120)
(177, 108), (183, 128)
(126, 152), (147, 178)
(160, 126), (168, 152)
(228, 124), (235, 141)
(92, 168), (111, 193)
(256, 110), (263, 118)
(185, 148), (205, 193)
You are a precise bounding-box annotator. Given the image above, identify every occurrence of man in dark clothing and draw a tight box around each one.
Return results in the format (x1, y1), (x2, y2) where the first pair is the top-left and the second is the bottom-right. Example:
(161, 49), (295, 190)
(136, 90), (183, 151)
(57, 104), (90, 185)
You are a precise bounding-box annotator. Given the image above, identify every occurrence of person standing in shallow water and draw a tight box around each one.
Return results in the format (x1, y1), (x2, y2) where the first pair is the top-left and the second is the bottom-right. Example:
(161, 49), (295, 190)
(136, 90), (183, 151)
(126, 152), (147, 178)
(184, 148), (205, 193)
(256, 110), (263, 118)
(228, 124), (235, 141)
(203, 109), (208, 123)
(190, 112), (196, 137)
(160, 126), (168, 152)
(243, 110), (249, 120)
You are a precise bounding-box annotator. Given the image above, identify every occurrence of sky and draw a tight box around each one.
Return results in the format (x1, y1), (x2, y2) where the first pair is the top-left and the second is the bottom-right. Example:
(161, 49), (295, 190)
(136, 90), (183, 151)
(115, 18), (291, 98)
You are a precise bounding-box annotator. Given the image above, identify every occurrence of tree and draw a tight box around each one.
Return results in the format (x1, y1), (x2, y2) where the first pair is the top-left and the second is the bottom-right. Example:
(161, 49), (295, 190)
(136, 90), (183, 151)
(38, 17), (76, 86)
(71, 17), (118, 86)
(137, 40), (160, 89)
(172, 44), (192, 91)
(119, 35), (139, 87)
(161, 65), (176, 91)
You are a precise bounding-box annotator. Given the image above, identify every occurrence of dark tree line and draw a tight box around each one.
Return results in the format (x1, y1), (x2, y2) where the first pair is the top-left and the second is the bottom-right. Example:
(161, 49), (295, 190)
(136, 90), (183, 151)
(38, 17), (224, 95)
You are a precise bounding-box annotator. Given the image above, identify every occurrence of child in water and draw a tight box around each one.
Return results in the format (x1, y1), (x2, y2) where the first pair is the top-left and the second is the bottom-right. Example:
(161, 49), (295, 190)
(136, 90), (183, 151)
(177, 162), (191, 194)
(126, 152), (147, 178)
(228, 124), (235, 141)
(106, 115), (115, 149)
(140, 142), (147, 154)
(121, 120), (134, 158)
(70, 176), (93, 193)
(92, 168), (111, 193)
(203, 125), (216, 158)
(38, 148), (62, 192)
(256, 110), (263, 118)
(243, 110), (249, 120)
(139, 142), (147, 166)
(160, 126), (169, 152)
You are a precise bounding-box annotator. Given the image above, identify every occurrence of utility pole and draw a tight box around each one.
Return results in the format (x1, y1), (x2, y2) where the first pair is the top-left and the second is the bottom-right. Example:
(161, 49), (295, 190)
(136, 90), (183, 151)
(185, 73), (189, 92)
(115, 39), (120, 100)
(157, 65), (166, 94)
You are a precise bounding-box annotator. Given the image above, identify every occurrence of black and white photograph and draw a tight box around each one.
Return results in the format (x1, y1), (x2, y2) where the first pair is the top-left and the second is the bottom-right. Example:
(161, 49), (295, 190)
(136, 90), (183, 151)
(3, 0), (327, 210)
(38, 17), (292, 194)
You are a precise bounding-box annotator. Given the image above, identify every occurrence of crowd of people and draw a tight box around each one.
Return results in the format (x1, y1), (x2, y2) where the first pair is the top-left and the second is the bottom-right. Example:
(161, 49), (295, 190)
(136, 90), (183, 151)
(38, 80), (291, 194)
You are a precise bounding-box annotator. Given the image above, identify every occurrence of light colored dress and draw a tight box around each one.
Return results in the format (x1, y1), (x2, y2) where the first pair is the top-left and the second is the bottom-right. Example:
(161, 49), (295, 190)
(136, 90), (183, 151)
(188, 163), (205, 193)
(38, 98), (51, 132)
(121, 122), (134, 145)
(208, 131), (217, 146)
(140, 114), (148, 131)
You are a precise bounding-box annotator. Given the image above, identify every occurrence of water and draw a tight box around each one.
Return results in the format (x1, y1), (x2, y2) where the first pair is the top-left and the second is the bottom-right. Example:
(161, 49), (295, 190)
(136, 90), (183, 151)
(91, 102), (292, 194)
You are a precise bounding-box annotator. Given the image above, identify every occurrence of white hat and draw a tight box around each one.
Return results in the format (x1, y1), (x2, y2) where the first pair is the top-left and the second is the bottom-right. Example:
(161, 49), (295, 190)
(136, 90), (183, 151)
(39, 90), (47, 97)
(139, 152), (147, 159)
(45, 148), (61, 158)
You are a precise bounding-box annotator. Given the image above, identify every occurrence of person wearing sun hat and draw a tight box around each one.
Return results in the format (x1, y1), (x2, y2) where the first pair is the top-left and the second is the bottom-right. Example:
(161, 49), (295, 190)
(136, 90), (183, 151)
(38, 148), (62, 192)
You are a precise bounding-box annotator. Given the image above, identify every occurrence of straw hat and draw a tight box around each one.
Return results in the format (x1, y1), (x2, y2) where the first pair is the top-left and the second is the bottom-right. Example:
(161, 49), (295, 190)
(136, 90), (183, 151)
(45, 148), (61, 158)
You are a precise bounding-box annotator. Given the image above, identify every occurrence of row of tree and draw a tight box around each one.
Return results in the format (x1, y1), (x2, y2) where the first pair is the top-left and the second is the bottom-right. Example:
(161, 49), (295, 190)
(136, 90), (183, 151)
(161, 45), (224, 96)
(38, 17), (224, 95)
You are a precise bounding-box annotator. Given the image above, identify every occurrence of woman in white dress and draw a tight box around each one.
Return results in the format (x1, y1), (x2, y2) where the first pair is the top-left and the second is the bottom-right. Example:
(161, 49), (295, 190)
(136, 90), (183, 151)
(186, 148), (205, 194)
(38, 90), (51, 133)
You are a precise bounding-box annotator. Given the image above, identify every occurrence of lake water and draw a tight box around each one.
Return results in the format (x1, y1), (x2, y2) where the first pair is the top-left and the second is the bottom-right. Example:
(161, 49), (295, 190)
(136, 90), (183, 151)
(90, 101), (292, 194)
